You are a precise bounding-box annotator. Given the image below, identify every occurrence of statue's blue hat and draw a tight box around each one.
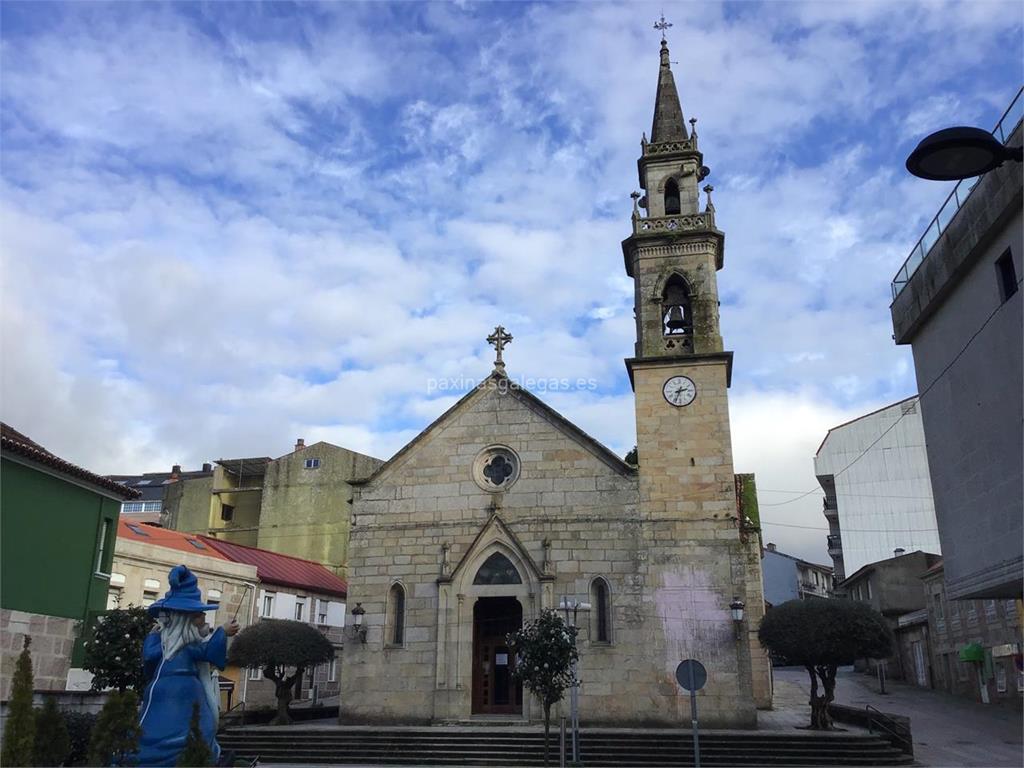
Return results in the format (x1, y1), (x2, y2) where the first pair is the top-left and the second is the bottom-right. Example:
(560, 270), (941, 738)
(147, 565), (219, 617)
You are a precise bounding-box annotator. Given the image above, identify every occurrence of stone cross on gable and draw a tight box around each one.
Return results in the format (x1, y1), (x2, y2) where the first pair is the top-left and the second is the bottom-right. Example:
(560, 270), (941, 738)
(486, 326), (513, 371)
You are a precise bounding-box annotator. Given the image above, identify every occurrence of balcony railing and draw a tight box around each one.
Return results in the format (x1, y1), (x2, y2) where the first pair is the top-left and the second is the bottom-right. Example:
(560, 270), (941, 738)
(891, 86), (1024, 300)
(633, 211), (715, 236)
(827, 534), (842, 550)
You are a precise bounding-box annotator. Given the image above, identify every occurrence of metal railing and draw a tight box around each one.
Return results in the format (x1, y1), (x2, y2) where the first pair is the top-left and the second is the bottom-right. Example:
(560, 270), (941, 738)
(866, 704), (913, 756)
(891, 86), (1024, 300)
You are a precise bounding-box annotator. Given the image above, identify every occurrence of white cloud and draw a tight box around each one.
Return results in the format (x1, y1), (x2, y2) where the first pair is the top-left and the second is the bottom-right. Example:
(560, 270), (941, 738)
(1, 1), (1019, 568)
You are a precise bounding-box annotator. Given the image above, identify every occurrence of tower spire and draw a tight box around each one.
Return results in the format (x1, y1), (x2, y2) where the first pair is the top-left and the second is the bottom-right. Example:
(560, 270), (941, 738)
(650, 26), (688, 144)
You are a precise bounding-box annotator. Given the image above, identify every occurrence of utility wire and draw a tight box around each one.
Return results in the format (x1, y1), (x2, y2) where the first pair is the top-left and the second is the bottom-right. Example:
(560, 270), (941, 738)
(753, 288), (1020, 509)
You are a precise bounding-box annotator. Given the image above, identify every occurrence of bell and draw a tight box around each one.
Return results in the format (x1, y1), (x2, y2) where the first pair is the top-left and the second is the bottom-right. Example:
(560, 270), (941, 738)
(665, 305), (688, 333)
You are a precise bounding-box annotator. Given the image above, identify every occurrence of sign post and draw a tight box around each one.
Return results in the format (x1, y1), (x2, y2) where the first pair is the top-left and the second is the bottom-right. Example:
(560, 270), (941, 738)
(675, 659), (707, 768)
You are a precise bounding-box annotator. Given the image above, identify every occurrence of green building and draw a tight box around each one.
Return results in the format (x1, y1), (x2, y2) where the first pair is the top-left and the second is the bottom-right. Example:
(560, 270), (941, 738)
(1, 423), (138, 697)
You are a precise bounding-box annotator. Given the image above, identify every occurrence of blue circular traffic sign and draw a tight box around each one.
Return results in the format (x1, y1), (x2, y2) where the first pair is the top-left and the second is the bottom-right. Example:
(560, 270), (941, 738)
(675, 659), (707, 691)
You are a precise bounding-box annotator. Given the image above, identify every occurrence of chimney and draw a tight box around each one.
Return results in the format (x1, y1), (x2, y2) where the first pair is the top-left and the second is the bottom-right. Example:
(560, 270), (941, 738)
(295, 438), (305, 452)
(765, 542), (777, 552)
(170, 464), (181, 479)
(202, 463), (212, 473)
(894, 547), (906, 557)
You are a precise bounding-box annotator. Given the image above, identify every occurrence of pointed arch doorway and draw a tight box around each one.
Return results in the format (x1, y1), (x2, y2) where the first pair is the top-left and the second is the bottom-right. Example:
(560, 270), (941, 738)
(472, 596), (523, 715)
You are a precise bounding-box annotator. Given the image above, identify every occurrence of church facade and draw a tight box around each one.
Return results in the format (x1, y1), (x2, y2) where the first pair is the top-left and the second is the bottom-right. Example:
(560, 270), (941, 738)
(339, 37), (770, 728)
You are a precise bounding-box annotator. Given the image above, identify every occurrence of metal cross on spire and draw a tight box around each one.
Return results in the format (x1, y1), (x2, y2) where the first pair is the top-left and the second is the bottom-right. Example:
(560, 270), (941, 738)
(654, 13), (672, 41)
(486, 326), (513, 371)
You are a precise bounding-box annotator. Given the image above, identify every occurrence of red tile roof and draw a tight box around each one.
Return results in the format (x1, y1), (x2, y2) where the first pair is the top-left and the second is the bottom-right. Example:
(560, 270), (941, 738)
(117, 520), (230, 559)
(2, 423), (140, 499)
(198, 536), (347, 598)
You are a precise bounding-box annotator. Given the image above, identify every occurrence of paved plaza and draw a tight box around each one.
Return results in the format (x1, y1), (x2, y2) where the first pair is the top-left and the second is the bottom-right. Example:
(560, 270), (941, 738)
(770, 666), (1023, 767)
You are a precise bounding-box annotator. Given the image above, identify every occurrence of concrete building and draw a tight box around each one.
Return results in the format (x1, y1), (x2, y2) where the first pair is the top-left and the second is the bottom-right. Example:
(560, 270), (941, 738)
(200, 536), (347, 709)
(840, 549), (941, 681)
(1, 423), (138, 698)
(815, 396), (941, 581)
(163, 441), (382, 579)
(916, 561), (1021, 707)
(108, 464), (214, 524)
(889, 94), (1022, 601)
(761, 543), (832, 606)
(339, 36), (770, 728)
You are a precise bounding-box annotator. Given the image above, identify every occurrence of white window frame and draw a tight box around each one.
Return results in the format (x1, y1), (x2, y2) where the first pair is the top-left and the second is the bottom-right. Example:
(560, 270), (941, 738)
(295, 596), (307, 622)
(248, 666), (263, 681)
(106, 587), (123, 610)
(984, 600), (997, 620)
(304, 458), (321, 469)
(262, 592), (276, 618)
(328, 654), (338, 682)
(142, 578), (160, 608)
(94, 518), (113, 575)
(317, 599), (328, 625)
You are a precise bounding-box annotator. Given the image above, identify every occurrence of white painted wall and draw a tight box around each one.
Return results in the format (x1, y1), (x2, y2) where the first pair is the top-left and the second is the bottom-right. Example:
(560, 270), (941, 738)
(815, 398), (942, 576)
(258, 588), (345, 627)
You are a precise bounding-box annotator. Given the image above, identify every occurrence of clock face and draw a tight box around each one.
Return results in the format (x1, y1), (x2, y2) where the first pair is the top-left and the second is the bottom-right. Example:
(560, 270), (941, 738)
(663, 375), (697, 407)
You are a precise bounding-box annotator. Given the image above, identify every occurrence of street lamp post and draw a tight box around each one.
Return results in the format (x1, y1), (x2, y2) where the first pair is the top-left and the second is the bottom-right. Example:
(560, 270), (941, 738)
(559, 596), (590, 766)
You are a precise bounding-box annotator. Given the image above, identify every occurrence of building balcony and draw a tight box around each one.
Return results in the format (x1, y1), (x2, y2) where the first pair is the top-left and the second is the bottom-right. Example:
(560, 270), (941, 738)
(827, 534), (842, 555)
(632, 211), (716, 237)
(891, 87), (1023, 300)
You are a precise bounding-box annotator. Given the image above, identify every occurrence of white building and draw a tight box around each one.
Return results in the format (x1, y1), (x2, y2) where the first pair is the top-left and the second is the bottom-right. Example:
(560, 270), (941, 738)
(815, 396), (941, 581)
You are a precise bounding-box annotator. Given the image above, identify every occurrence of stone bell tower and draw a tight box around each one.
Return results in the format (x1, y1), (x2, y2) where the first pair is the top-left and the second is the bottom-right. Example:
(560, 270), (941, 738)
(623, 35), (734, 525)
(621, 31), (770, 718)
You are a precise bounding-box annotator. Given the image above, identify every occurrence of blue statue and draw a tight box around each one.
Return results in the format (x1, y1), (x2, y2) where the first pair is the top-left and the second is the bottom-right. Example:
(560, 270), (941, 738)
(134, 565), (239, 766)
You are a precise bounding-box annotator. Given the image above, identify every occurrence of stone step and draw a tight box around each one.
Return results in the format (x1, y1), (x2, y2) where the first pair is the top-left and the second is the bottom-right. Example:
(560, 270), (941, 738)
(218, 727), (912, 766)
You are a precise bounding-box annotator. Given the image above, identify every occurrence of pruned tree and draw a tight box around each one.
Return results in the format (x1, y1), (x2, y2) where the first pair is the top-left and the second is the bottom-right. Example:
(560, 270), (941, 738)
(87, 689), (141, 766)
(758, 599), (892, 729)
(506, 610), (578, 767)
(227, 619), (334, 725)
(2, 636), (35, 768)
(176, 702), (213, 767)
(34, 696), (72, 767)
(83, 605), (153, 692)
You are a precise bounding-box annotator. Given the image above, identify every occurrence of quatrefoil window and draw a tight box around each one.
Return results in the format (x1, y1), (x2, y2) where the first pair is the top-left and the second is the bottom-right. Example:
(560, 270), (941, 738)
(472, 445), (520, 493)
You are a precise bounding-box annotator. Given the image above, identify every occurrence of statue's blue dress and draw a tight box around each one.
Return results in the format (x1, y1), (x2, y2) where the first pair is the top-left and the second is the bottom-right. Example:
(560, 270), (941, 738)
(134, 628), (226, 766)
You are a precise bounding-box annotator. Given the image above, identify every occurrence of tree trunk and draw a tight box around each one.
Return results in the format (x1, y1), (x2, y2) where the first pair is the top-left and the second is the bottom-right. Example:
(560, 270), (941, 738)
(804, 664), (835, 730)
(542, 702), (551, 768)
(264, 666), (300, 726)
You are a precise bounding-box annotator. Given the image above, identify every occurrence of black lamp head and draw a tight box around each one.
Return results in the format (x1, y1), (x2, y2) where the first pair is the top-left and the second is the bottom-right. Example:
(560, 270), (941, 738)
(906, 126), (1019, 181)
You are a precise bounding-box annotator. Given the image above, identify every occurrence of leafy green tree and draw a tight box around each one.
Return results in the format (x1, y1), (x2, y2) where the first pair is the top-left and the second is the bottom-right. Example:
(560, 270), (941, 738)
(759, 599), (893, 729)
(2, 636), (35, 767)
(87, 689), (141, 767)
(506, 610), (578, 767)
(62, 711), (97, 767)
(83, 605), (153, 692)
(175, 702), (213, 767)
(33, 696), (72, 767)
(228, 619), (334, 725)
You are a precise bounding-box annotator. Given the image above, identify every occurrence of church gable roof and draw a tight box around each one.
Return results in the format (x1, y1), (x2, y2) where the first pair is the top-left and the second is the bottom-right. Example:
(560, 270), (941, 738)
(359, 372), (635, 488)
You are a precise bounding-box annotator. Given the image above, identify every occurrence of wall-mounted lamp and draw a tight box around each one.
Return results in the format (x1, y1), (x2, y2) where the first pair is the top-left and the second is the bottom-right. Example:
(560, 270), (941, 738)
(349, 602), (366, 644)
(558, 597), (591, 627)
(730, 597), (745, 641)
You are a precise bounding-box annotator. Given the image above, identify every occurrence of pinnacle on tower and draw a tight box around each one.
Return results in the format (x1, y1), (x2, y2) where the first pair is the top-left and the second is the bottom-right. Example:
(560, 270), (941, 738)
(650, 39), (688, 144)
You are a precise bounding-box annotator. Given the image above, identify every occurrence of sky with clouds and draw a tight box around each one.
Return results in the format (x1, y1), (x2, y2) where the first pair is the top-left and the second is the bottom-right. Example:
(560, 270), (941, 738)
(2, 1), (1021, 564)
